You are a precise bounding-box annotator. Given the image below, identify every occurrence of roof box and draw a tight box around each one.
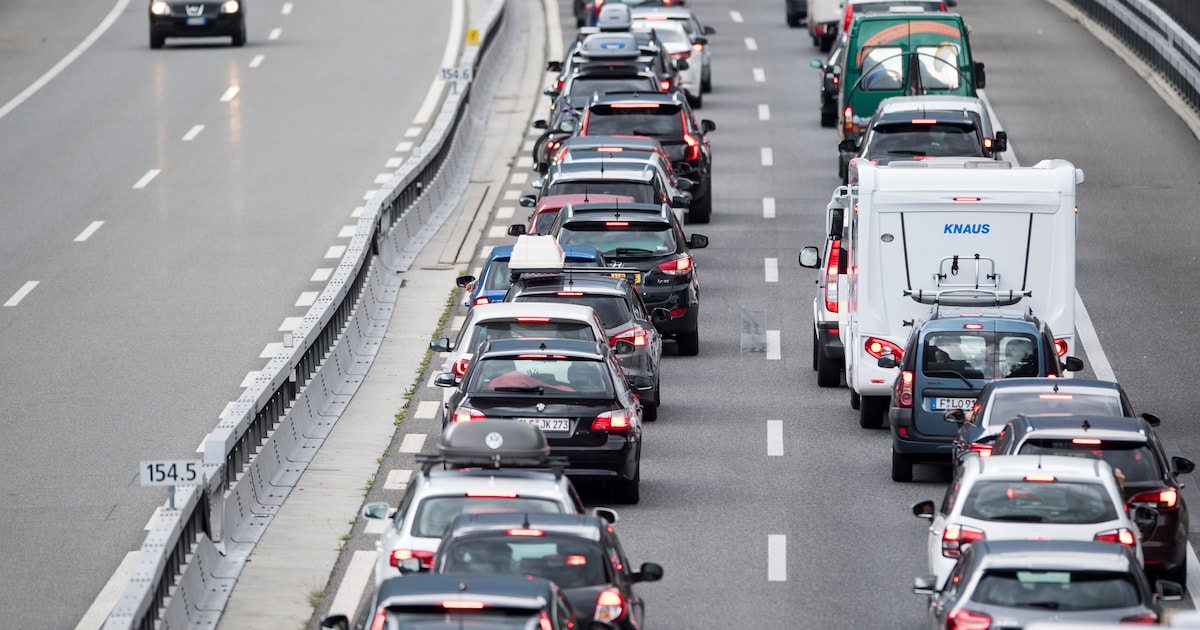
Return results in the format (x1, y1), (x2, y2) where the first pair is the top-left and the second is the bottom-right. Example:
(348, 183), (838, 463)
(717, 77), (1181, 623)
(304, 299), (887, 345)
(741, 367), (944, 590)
(580, 33), (640, 58)
(436, 420), (551, 467)
(510, 234), (565, 275)
(597, 3), (633, 31)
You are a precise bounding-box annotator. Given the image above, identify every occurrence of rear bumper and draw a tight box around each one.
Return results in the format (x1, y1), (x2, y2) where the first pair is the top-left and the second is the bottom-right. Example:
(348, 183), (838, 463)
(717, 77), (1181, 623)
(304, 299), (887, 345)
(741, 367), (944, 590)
(551, 436), (640, 482)
(643, 288), (699, 336)
(891, 422), (954, 459)
(150, 14), (242, 37)
(1141, 511), (1189, 574)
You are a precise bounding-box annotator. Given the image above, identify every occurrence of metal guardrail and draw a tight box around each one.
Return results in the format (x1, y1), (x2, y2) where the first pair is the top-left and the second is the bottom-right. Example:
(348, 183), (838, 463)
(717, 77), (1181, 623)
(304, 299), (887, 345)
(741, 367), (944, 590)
(102, 0), (515, 626)
(1065, 0), (1200, 112)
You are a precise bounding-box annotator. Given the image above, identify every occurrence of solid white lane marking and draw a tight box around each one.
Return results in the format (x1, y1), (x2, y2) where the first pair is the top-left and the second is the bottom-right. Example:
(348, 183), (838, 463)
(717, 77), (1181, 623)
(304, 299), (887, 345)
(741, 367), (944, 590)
(414, 401), (440, 420)
(753, 68), (765, 82)
(249, 54), (265, 68)
(413, 0), (465, 125)
(281, 2), (294, 15)
(761, 147), (774, 166)
(503, 190), (521, 201)
(74, 550), (139, 630)
(328, 550), (379, 617)
(268, 28), (282, 40)
(765, 258), (778, 283)
(385, 157), (403, 168)
(428, 372), (441, 388)
(325, 245), (347, 259)
(74, 221), (104, 242)
(132, 169), (160, 189)
(311, 268), (333, 282)
(384, 469), (413, 491)
(219, 86), (239, 102)
(395, 141), (414, 152)
(766, 330), (781, 360)
(240, 371), (260, 388)
(351, 206), (365, 218)
(758, 104), (770, 121)
(451, 315), (465, 330)
(495, 206), (515, 219)
(510, 172), (529, 185)
(279, 317), (304, 331)
(260, 343), (282, 359)
(338, 226), (356, 238)
(730, 10), (744, 23)
(181, 124), (204, 141)
(1187, 545), (1200, 606)
(768, 535), (787, 581)
(295, 292), (319, 307)
(763, 197), (776, 219)
(517, 156), (534, 169)
(404, 127), (422, 138)
(0, 0), (130, 124)
(767, 421), (784, 456)
(398, 433), (427, 454)
(745, 37), (758, 51)
(487, 225), (508, 238)
(374, 173), (391, 185)
(4, 281), (39, 307)
(1074, 292), (1115, 381)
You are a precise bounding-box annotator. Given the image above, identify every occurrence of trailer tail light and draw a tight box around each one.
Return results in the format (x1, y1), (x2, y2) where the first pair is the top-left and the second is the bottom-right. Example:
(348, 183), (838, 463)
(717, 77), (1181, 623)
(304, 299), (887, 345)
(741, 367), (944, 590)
(946, 609), (992, 630)
(1130, 488), (1178, 509)
(594, 588), (627, 623)
(1054, 338), (1069, 357)
(942, 524), (985, 558)
(1095, 528), (1137, 547)
(897, 370), (914, 408)
(658, 254), (693, 276)
(824, 240), (840, 312)
(592, 410), (631, 432)
(864, 337), (903, 361)
(389, 549), (436, 568)
(611, 326), (649, 347)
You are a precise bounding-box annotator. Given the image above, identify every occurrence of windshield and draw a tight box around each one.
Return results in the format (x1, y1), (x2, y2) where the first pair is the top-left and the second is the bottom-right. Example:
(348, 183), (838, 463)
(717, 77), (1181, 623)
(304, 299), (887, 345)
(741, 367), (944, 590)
(638, 24), (689, 45)
(412, 497), (562, 538)
(468, 358), (613, 396)
(971, 570), (1142, 611)
(961, 480), (1118, 524)
(1018, 440), (1160, 483)
(463, 321), (597, 354)
(559, 224), (676, 258)
(513, 294), (632, 329)
(439, 535), (607, 587)
(984, 391), (1125, 427)
(585, 108), (683, 137)
(858, 44), (961, 90)
(547, 181), (657, 204)
(923, 332), (1040, 381)
(568, 77), (657, 99)
(866, 123), (983, 157)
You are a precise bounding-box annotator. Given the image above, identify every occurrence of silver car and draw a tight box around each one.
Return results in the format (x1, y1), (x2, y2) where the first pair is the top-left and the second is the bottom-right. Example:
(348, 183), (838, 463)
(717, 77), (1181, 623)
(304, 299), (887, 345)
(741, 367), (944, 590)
(630, 7), (715, 102)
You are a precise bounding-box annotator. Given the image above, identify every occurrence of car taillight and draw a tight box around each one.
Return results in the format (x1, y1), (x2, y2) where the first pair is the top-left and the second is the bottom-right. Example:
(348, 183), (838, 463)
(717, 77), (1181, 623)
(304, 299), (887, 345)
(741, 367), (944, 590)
(671, 50), (692, 61)
(942, 524), (985, 558)
(692, 42), (704, 52)
(369, 608), (388, 630)
(1054, 338), (1069, 357)
(658, 254), (693, 276)
(1095, 528), (1137, 547)
(1119, 613), (1158, 624)
(554, 145), (568, 163)
(452, 359), (470, 376)
(389, 549), (436, 568)
(946, 609), (992, 630)
(682, 129), (700, 161)
(832, 75), (839, 86)
(539, 611), (554, 630)
(1130, 488), (1177, 509)
(969, 443), (993, 458)
(594, 0), (604, 15)
(659, 79), (672, 91)
(824, 240), (840, 312)
(612, 327), (648, 347)
(452, 406), (485, 423)
(843, 106), (854, 135)
(897, 370), (913, 408)
(592, 410), (631, 432)
(473, 296), (490, 306)
(864, 337), (903, 361)
(594, 588), (626, 623)
(556, 79), (564, 92)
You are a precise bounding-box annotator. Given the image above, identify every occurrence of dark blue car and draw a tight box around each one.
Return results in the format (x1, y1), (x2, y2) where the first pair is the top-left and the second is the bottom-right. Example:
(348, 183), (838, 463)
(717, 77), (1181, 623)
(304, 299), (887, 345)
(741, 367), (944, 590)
(456, 245), (608, 309)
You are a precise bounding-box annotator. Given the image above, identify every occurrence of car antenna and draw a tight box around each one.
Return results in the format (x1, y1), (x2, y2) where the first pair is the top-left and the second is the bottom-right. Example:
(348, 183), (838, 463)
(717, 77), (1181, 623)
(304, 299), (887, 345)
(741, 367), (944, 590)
(584, 182), (590, 203)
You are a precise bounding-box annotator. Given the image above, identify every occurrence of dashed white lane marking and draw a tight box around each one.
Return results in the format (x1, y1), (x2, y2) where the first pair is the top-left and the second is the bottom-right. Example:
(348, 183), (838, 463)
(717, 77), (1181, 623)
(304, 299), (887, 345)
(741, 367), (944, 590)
(766, 330), (781, 360)
(74, 551), (140, 630)
(362, 189), (380, 201)
(385, 157), (403, 168)
(182, 124), (204, 141)
(745, 37), (758, 51)
(396, 141), (414, 152)
(325, 245), (347, 259)
(4, 281), (39, 306)
(768, 535), (787, 581)
(767, 421), (784, 456)
(762, 197), (776, 219)
(259, 343), (282, 359)
(279, 317), (304, 331)
(487, 225), (508, 238)
(328, 550), (379, 617)
(452, 315), (465, 330)
(758, 104), (770, 121)
(761, 147), (774, 166)
(249, 54), (265, 68)
(338, 226), (356, 238)
(404, 126), (423, 138)
(414, 401), (440, 420)
(428, 372), (441, 388)
(523, 139), (536, 152)
(374, 173), (391, 184)
(510, 172), (529, 185)
(517, 156), (534, 169)
(730, 10), (744, 22)
(240, 371), (260, 388)
(364, 519), (388, 534)
(132, 169), (160, 189)
(351, 206), (365, 218)
(398, 433), (427, 454)
(764, 258), (778, 283)
(311, 268), (333, 282)
(219, 86), (239, 102)
(753, 68), (765, 82)
(281, 2), (294, 15)
(384, 469), (413, 491)
(496, 206), (515, 219)
(74, 221), (104, 242)
(503, 190), (521, 201)
(295, 292), (319, 307)
(268, 27), (282, 40)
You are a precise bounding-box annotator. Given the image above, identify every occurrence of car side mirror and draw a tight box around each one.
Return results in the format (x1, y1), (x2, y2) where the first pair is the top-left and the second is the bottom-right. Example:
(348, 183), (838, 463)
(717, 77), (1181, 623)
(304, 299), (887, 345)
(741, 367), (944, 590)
(1140, 412), (1161, 427)
(675, 178), (693, 191)
(703, 25), (716, 35)
(520, 195), (537, 208)
(434, 372), (458, 388)
(973, 60), (986, 89)
(396, 557), (426, 575)
(912, 500), (935, 520)
(877, 355), (898, 369)
(651, 307), (672, 322)
(532, 119), (549, 129)
(671, 195), (690, 208)
(701, 119), (716, 133)
(557, 119), (577, 133)
(944, 409), (966, 424)
(1156, 579), (1185, 602)
(809, 58), (824, 69)
(991, 130), (1008, 153)
(913, 575), (938, 596)
(455, 274), (476, 288)
(321, 615), (350, 630)
(430, 338), (451, 353)
(507, 224), (527, 237)
(798, 246), (821, 268)
(614, 340), (637, 356)
(362, 501), (391, 520)
(674, 161), (694, 175)
(1062, 356), (1084, 372)
(838, 138), (858, 153)
(1173, 456), (1195, 475)
(675, 59), (690, 70)
(629, 376), (654, 392)
(535, 161), (550, 175)
(1132, 505), (1158, 527)
(543, 88), (560, 98)
(634, 562), (664, 583)
(530, 178), (544, 190)
(687, 234), (708, 249)
(591, 507), (619, 524)
(546, 60), (562, 72)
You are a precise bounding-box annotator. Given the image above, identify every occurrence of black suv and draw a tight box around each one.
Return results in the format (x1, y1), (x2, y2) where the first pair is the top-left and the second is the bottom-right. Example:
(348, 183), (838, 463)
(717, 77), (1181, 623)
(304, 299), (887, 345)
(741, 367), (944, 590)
(990, 414), (1196, 583)
(148, 0), (247, 49)
(549, 202), (707, 356)
(580, 91), (716, 223)
(432, 512), (663, 629)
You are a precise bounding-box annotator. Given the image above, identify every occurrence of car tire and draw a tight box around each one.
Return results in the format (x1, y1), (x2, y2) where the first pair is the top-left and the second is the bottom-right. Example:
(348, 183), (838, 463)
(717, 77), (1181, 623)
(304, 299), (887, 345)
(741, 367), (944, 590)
(820, 109), (837, 128)
(816, 343), (841, 388)
(688, 90), (703, 109)
(819, 34), (835, 53)
(688, 192), (712, 224)
(613, 465), (640, 504)
(676, 330), (700, 356)
(150, 32), (165, 49)
(701, 71), (712, 93)
(859, 395), (887, 429)
(850, 388), (861, 410)
(642, 392), (658, 422)
(786, 12), (802, 28)
(891, 450), (914, 482)
(811, 331), (819, 371)
(231, 20), (246, 47)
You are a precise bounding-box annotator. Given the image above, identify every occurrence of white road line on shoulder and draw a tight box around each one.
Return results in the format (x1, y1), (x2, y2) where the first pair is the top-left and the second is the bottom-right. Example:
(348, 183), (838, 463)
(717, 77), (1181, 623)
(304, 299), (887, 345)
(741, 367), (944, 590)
(268, 27), (282, 40)
(763, 197), (776, 219)
(767, 420), (784, 456)
(385, 157), (403, 168)
(295, 292), (319, 307)
(744, 37), (758, 51)
(766, 330), (781, 360)
(4, 281), (39, 307)
(74, 221), (104, 242)
(311, 268), (333, 282)
(413, 0), (465, 125)
(248, 54), (265, 68)
(281, 2), (294, 15)
(510, 172), (529, 185)
(758, 104), (770, 121)
(328, 550), (379, 617)
(523, 139), (536, 152)
(752, 68), (765, 82)
(279, 317), (304, 331)
(1074, 292), (1115, 382)
(219, 86), (239, 102)
(414, 401), (440, 420)
(761, 147), (774, 166)
(495, 206), (515, 220)
(764, 258), (778, 283)
(404, 126), (423, 138)
(487, 225), (508, 239)
(338, 226), (356, 238)
(396, 141), (414, 153)
(325, 245), (347, 259)
(730, 10), (744, 23)
(74, 550), (139, 630)
(182, 124), (204, 141)
(351, 206), (365, 218)
(384, 469), (414, 491)
(240, 371), (261, 388)
(398, 433), (427, 454)
(374, 173), (391, 185)
(132, 169), (160, 189)
(259, 343), (282, 359)
(517, 156), (534, 169)
(364, 519), (388, 534)
(452, 315), (465, 330)
(503, 190), (521, 201)
(768, 535), (787, 581)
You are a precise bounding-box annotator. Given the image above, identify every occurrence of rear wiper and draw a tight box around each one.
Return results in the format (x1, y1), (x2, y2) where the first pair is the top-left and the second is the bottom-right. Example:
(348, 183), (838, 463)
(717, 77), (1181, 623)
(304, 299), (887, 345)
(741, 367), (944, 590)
(493, 386), (544, 394)
(988, 514), (1046, 523)
(1020, 601), (1061, 610)
(612, 248), (656, 256)
(885, 149), (928, 155)
(924, 370), (975, 388)
(629, 129), (662, 136)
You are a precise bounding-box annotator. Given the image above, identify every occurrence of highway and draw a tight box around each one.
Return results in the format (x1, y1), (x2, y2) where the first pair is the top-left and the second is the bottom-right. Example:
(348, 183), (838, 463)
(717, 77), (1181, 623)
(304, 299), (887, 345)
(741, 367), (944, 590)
(0, 0), (452, 626)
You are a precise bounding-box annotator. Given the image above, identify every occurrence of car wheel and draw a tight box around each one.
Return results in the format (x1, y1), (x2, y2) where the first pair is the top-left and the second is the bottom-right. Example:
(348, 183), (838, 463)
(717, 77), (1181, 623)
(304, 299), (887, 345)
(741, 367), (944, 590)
(701, 71), (712, 93)
(811, 331), (819, 371)
(816, 343), (841, 388)
(859, 395), (887, 429)
(786, 12), (802, 28)
(642, 393), (658, 422)
(850, 388), (861, 410)
(613, 465), (640, 504)
(688, 89), (703, 109)
(688, 192), (712, 224)
(231, 20), (246, 47)
(150, 32), (165, 49)
(891, 450), (914, 482)
(820, 109), (837, 128)
(676, 330), (700, 356)
(819, 34), (835, 53)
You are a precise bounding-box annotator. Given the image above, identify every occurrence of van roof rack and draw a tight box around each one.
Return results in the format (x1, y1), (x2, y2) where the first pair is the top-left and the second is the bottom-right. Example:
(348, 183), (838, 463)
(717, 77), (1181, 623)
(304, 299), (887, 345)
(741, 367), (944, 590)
(903, 288), (1031, 307)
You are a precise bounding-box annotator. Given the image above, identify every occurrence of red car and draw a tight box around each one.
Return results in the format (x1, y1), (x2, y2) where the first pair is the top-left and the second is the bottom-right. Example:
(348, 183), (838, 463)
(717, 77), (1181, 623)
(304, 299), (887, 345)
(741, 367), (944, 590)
(512, 194), (636, 236)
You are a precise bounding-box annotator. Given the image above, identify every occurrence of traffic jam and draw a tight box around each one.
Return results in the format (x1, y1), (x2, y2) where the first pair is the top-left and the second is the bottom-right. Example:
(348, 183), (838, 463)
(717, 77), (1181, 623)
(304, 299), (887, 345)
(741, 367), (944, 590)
(324, 0), (1198, 628)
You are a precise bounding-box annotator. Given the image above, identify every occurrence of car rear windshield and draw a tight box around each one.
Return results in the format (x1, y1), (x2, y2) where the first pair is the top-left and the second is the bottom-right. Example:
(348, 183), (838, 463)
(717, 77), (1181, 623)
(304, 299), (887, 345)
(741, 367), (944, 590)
(385, 610), (542, 629)
(867, 122), (983, 157)
(971, 570), (1141, 611)
(468, 357), (613, 396)
(961, 480), (1118, 524)
(533, 211), (560, 235)
(547, 181), (657, 204)
(984, 391), (1125, 427)
(412, 496), (562, 538)
(639, 24), (689, 46)
(513, 294), (632, 330)
(1018, 440), (1160, 483)
(924, 332), (1040, 380)
(559, 223), (676, 258)
(586, 105), (684, 137)
(463, 321), (598, 353)
(569, 76), (658, 99)
(439, 535), (607, 587)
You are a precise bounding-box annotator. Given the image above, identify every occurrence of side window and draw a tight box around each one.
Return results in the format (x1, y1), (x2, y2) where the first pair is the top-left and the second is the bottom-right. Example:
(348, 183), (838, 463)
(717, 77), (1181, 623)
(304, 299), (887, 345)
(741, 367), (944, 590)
(939, 481), (959, 516)
(629, 289), (648, 320)
(394, 480), (420, 530)
(452, 312), (476, 350)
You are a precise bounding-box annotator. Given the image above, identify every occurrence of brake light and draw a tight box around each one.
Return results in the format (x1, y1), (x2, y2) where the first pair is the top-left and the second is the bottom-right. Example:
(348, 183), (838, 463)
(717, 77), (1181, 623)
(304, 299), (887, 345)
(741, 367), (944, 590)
(942, 524), (985, 558)
(506, 528), (545, 536)
(1130, 488), (1178, 509)
(832, 75), (839, 86)
(842, 106), (854, 134)
(610, 102), (661, 109)
(1071, 437), (1102, 445)
(539, 611), (554, 630)
(659, 79), (672, 91)
(946, 609), (992, 630)
(546, 140), (561, 152)
(864, 337), (903, 361)
(556, 79), (564, 92)
(1120, 613), (1159, 624)
(466, 491), (518, 498)
(953, 197), (982, 202)
(612, 326), (648, 347)
(969, 442), (993, 458)
(963, 323), (983, 330)
(1038, 394), (1074, 400)
(682, 128), (701, 161)
(592, 410), (631, 432)
(567, 555), (588, 565)
(473, 296), (490, 306)
(669, 307), (686, 318)
(911, 118), (937, 124)
(595, 146), (624, 152)
(369, 608), (388, 630)
(557, 291), (585, 296)
(983, 137), (994, 150)
(389, 549), (436, 568)
(452, 406), (486, 423)
(594, 0), (603, 14)
(606, 221), (629, 227)
(897, 370), (913, 408)
(1024, 474), (1057, 482)
(452, 358), (470, 377)
(443, 601), (486, 609)
(1095, 528), (1137, 547)
(1054, 338), (1069, 357)
(658, 254), (693, 276)
(516, 317), (551, 322)
(824, 240), (840, 313)
(594, 588), (627, 623)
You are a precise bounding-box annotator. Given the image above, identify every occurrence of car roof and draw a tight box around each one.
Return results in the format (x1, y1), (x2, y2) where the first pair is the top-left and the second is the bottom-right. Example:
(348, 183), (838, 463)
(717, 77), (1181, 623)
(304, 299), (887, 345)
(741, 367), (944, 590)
(918, 310), (1040, 332)
(1009, 414), (1152, 442)
(477, 337), (609, 361)
(967, 453), (1112, 480)
(464, 302), (602, 324)
(873, 109), (981, 126)
(589, 90), (684, 106)
(562, 135), (665, 151)
(510, 273), (631, 297)
(876, 95), (988, 115)
(445, 512), (606, 542)
(562, 202), (670, 222)
(547, 161), (657, 182)
(983, 378), (1122, 395)
(629, 7), (696, 19)
(374, 573), (556, 610)
(969, 540), (1136, 572)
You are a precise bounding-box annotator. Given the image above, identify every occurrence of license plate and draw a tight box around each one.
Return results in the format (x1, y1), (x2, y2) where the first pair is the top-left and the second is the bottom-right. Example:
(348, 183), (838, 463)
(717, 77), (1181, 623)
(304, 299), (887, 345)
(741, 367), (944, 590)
(931, 397), (974, 411)
(516, 417), (570, 432)
(186, 17), (207, 25)
(608, 272), (641, 284)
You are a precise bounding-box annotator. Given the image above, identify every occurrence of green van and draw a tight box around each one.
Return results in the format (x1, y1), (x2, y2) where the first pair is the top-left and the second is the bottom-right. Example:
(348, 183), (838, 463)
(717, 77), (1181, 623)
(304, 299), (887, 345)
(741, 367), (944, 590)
(836, 12), (984, 178)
